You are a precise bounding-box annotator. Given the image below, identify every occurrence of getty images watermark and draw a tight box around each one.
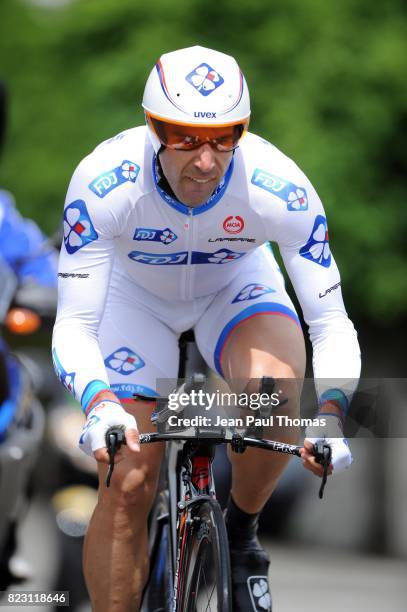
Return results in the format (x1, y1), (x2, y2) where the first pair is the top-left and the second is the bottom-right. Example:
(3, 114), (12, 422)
(165, 389), (326, 429)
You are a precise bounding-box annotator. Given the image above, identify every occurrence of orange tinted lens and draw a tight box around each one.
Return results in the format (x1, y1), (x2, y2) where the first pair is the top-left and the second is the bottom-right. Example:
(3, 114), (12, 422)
(149, 116), (245, 151)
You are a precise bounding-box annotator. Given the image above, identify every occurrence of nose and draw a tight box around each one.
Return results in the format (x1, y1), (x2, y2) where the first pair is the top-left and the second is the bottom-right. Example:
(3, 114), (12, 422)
(193, 143), (216, 174)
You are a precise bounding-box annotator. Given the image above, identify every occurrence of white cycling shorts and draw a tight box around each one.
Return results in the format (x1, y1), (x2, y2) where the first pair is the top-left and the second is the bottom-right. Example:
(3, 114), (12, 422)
(98, 244), (301, 401)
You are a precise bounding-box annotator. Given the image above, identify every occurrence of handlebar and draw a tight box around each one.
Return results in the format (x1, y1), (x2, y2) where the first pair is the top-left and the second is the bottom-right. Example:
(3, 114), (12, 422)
(104, 426), (332, 498)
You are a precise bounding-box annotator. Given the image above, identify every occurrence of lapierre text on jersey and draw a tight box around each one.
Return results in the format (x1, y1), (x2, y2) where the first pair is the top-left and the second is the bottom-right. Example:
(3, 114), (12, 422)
(319, 281), (341, 298)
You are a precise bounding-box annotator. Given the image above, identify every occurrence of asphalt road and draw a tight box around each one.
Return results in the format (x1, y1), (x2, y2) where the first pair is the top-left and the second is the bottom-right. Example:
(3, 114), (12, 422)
(1, 497), (406, 611)
(266, 539), (407, 612)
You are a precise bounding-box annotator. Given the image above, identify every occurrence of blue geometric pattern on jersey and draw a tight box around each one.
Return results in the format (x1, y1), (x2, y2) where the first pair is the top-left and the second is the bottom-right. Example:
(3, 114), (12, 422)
(63, 200), (98, 254)
(52, 348), (76, 394)
(191, 249), (245, 265)
(299, 215), (331, 267)
(104, 347), (145, 376)
(133, 227), (178, 245)
(128, 251), (188, 265)
(88, 160), (140, 198)
(185, 63), (224, 96)
(251, 168), (308, 211)
(232, 283), (276, 304)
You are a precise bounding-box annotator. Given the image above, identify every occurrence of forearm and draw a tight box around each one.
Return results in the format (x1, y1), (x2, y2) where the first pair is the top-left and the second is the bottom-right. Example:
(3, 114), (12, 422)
(310, 318), (361, 417)
(52, 321), (111, 412)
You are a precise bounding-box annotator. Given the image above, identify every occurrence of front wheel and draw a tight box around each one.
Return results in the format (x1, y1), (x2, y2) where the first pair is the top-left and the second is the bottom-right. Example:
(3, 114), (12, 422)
(177, 499), (231, 612)
(141, 490), (173, 612)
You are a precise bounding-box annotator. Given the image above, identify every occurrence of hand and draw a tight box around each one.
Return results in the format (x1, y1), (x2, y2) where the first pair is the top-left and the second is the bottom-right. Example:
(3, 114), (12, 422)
(79, 400), (140, 463)
(300, 414), (352, 477)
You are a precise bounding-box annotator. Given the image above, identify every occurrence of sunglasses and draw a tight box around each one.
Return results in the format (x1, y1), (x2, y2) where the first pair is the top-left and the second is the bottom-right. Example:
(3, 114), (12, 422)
(147, 114), (248, 152)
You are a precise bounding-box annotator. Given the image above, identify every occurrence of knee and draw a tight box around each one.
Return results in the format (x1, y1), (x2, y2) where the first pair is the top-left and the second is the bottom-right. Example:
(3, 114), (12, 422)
(101, 464), (158, 516)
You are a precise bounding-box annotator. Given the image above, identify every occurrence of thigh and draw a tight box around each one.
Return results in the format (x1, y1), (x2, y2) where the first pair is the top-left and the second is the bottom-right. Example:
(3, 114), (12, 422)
(195, 245), (305, 384)
(96, 401), (165, 516)
(98, 286), (180, 401)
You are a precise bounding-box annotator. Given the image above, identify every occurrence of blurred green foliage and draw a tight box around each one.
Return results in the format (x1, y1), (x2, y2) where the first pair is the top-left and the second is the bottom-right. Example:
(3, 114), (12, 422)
(0, 0), (406, 322)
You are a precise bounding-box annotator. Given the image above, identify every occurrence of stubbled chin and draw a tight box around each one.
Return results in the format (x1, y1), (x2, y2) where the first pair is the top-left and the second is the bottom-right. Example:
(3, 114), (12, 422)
(178, 182), (216, 206)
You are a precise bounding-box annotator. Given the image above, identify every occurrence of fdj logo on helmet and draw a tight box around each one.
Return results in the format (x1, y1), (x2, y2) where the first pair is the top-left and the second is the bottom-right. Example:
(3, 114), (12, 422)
(186, 63), (224, 96)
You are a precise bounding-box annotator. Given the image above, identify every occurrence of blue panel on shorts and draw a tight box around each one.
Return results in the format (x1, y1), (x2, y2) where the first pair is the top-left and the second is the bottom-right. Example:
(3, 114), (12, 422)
(214, 302), (300, 377)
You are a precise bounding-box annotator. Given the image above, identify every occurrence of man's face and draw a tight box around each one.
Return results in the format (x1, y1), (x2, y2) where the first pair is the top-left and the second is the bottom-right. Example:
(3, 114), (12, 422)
(159, 144), (233, 207)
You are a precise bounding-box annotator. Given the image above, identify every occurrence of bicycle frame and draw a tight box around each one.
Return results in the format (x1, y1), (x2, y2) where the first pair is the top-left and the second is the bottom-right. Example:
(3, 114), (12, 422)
(166, 436), (220, 608)
(107, 364), (332, 611)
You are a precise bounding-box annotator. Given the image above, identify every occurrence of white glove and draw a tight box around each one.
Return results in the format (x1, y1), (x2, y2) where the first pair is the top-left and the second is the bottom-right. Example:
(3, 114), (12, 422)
(79, 400), (138, 457)
(305, 414), (352, 473)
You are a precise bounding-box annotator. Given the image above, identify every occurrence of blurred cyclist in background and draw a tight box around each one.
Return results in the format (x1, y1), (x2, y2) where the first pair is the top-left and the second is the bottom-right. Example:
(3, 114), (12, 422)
(0, 79), (57, 403)
(0, 82), (57, 293)
(0, 80), (57, 585)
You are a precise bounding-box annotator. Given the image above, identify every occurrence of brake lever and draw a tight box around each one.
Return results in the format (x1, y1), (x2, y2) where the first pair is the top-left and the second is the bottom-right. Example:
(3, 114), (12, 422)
(105, 426), (126, 488)
(314, 441), (332, 499)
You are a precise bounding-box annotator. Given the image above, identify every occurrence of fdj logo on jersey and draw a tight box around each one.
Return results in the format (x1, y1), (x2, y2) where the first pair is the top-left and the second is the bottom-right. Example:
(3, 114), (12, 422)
(133, 227), (177, 245)
(63, 200), (98, 254)
(232, 283), (275, 304)
(185, 63), (224, 96)
(299, 215), (331, 267)
(191, 249), (245, 264)
(89, 160), (140, 198)
(223, 215), (244, 234)
(128, 251), (188, 265)
(251, 169), (308, 211)
(104, 347), (145, 376)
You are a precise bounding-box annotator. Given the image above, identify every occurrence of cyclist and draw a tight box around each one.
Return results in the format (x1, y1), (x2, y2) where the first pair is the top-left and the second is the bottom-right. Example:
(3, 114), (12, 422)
(0, 81), (57, 291)
(52, 46), (360, 611)
(0, 80), (58, 401)
(0, 80), (57, 583)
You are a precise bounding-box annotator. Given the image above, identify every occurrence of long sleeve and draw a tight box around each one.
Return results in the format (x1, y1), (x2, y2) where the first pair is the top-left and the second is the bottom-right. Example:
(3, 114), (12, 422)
(52, 154), (133, 411)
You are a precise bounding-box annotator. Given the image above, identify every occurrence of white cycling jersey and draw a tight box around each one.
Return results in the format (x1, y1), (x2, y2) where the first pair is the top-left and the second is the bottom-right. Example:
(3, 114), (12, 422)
(52, 127), (360, 411)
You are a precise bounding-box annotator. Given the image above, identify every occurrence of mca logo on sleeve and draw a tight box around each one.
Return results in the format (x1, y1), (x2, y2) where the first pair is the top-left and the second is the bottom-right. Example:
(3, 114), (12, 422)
(89, 160), (140, 198)
(63, 200), (98, 254)
(251, 168), (308, 211)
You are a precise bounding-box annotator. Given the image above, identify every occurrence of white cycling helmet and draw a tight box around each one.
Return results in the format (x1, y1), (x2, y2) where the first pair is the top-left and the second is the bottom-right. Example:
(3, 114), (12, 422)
(142, 45), (250, 153)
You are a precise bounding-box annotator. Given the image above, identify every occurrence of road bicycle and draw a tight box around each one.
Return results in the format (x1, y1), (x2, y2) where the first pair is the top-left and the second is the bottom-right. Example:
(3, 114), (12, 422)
(105, 334), (331, 612)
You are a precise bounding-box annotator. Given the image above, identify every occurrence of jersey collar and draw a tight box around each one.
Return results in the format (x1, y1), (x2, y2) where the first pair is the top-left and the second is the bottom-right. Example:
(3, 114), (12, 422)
(152, 154), (234, 216)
